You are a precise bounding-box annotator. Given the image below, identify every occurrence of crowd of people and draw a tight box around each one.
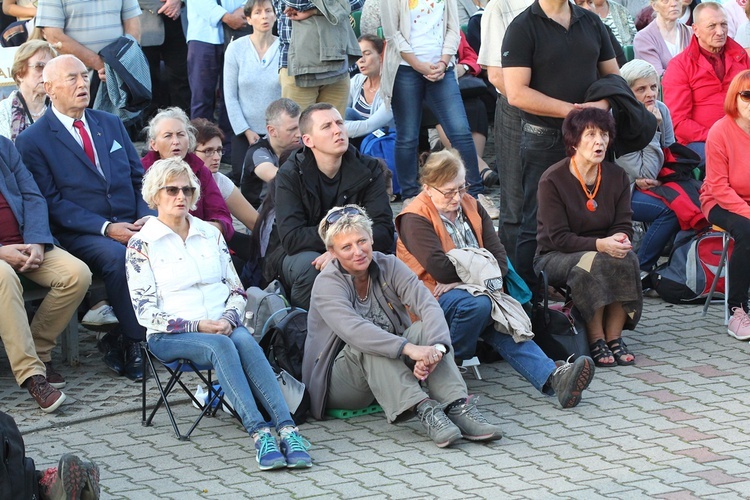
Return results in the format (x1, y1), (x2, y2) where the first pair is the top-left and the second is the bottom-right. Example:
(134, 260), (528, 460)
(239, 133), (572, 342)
(2, 0), (750, 476)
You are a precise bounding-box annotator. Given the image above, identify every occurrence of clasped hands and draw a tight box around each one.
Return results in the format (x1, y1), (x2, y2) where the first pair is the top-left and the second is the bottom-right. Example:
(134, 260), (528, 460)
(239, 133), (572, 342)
(0, 243), (44, 272)
(198, 319), (233, 336)
(403, 343), (444, 381)
(596, 232), (632, 259)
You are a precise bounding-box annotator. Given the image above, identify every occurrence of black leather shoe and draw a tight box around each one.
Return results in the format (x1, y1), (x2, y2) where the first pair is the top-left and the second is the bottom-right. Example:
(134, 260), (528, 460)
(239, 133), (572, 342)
(98, 332), (124, 375)
(123, 342), (144, 382)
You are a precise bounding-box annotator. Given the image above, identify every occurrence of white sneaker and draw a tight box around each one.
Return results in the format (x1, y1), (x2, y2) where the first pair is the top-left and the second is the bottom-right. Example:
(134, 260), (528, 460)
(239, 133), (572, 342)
(477, 194), (499, 220)
(81, 305), (118, 327)
(727, 307), (750, 340)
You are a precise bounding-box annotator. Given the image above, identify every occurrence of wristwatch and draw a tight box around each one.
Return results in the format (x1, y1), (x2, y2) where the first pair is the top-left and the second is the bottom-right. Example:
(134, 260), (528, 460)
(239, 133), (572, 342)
(462, 63), (470, 73)
(434, 343), (447, 354)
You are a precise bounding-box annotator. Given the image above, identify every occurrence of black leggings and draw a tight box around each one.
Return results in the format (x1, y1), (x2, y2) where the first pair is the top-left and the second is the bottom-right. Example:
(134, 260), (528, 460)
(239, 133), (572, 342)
(708, 205), (750, 311)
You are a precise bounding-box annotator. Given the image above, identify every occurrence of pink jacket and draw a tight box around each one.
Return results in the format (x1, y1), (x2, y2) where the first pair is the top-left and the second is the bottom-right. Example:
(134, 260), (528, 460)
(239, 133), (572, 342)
(701, 116), (750, 221)
(662, 36), (750, 145)
(141, 151), (234, 241)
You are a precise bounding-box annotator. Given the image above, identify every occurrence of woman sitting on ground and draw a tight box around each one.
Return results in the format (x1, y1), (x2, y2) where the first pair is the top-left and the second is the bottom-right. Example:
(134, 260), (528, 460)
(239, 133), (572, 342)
(396, 149), (594, 409)
(701, 69), (750, 340)
(536, 108), (642, 367)
(126, 157), (312, 471)
(303, 205), (503, 448)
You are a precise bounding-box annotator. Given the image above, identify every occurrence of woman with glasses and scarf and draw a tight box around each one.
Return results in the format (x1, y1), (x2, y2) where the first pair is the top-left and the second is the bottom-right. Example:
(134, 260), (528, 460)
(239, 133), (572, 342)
(701, 69), (750, 340)
(396, 149), (595, 409)
(126, 157), (312, 471)
(304, 204), (502, 448)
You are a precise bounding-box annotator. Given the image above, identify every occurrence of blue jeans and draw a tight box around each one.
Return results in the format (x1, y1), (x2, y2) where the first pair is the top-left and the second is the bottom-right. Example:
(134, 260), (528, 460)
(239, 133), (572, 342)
(148, 327), (294, 435)
(687, 141), (705, 162)
(438, 289), (556, 393)
(632, 190), (680, 272)
(390, 65), (482, 198)
(515, 124), (567, 288)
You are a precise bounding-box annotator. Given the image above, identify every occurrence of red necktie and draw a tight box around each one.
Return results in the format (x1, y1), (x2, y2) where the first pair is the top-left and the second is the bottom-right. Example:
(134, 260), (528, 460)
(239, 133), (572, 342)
(73, 119), (96, 166)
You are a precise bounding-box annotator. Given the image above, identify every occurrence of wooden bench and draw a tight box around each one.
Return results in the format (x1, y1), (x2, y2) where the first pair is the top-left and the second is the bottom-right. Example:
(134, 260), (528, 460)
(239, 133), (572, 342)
(20, 276), (107, 367)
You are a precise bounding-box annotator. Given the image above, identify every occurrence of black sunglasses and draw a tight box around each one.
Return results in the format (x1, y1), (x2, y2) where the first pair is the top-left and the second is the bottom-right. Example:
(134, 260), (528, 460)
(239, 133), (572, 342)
(324, 206), (363, 230)
(739, 91), (750, 102)
(161, 185), (196, 196)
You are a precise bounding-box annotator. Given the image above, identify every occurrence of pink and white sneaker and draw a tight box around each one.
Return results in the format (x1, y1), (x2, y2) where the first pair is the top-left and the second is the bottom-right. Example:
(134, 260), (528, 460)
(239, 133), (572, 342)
(728, 307), (750, 340)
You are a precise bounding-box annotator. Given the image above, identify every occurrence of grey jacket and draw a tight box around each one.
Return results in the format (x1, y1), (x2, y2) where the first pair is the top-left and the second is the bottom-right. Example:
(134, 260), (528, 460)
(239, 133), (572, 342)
(303, 252), (451, 419)
(288, 0), (361, 86)
(0, 136), (54, 247)
(615, 100), (675, 186)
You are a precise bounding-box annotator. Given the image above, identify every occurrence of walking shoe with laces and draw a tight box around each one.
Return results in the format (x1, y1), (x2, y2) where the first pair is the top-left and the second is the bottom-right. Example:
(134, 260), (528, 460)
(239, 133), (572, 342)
(81, 305), (118, 327)
(45, 361), (66, 389)
(548, 355), (595, 408)
(24, 375), (66, 413)
(279, 427), (312, 468)
(728, 307), (750, 340)
(416, 399), (462, 448)
(39, 453), (99, 500)
(254, 429), (287, 470)
(445, 395), (503, 441)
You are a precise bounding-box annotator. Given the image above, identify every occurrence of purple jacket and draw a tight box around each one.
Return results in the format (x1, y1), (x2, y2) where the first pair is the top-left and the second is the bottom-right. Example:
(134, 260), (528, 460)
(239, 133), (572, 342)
(141, 151), (234, 241)
(633, 20), (692, 76)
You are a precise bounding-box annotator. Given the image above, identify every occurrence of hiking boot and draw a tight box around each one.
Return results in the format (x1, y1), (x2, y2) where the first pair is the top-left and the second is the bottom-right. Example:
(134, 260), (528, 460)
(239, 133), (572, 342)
(44, 362), (66, 389)
(279, 427), (312, 468)
(254, 429), (287, 470)
(415, 399), (462, 448)
(445, 395), (503, 441)
(548, 355), (595, 408)
(39, 454), (90, 500)
(24, 375), (66, 413)
(728, 307), (750, 340)
(81, 459), (101, 500)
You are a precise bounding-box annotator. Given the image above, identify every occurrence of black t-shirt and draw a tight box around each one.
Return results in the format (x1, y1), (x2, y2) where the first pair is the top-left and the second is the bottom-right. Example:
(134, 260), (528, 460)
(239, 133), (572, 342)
(501, 1), (615, 129)
(241, 136), (278, 209)
(318, 169), (342, 212)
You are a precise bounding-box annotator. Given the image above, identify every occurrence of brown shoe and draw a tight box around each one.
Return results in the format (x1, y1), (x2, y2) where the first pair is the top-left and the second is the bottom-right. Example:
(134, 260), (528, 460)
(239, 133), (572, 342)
(24, 375), (66, 413)
(44, 362), (66, 389)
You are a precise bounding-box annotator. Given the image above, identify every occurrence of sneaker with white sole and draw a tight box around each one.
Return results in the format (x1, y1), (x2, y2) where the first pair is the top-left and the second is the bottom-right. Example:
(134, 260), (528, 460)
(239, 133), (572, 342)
(477, 194), (499, 219)
(416, 399), (462, 448)
(254, 429), (287, 470)
(81, 305), (118, 327)
(279, 426), (312, 468)
(728, 307), (750, 340)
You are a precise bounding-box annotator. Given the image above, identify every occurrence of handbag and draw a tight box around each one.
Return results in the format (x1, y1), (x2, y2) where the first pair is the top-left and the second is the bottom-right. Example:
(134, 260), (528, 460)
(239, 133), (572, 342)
(458, 74), (488, 99)
(531, 271), (590, 361)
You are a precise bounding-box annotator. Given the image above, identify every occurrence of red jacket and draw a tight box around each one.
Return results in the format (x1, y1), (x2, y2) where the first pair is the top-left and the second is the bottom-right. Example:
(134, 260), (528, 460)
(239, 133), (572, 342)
(141, 151), (234, 242)
(662, 36), (750, 145)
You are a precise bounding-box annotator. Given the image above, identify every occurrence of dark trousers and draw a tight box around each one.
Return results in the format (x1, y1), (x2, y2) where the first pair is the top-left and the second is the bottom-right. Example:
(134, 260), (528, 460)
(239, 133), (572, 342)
(495, 94), (524, 264)
(707, 205), (750, 311)
(515, 123), (566, 289)
(62, 234), (145, 343)
(231, 133), (249, 186)
(186, 41), (232, 153)
(142, 15), (191, 118)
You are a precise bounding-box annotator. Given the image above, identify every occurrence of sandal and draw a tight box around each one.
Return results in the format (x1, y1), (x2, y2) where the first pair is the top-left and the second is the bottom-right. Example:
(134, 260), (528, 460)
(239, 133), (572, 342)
(481, 168), (499, 187)
(607, 338), (636, 366)
(589, 339), (616, 367)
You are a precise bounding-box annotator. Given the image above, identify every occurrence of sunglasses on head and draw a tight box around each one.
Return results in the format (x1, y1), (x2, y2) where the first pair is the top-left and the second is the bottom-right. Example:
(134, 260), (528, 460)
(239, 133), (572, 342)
(739, 90), (750, 102)
(161, 185), (196, 196)
(324, 206), (363, 230)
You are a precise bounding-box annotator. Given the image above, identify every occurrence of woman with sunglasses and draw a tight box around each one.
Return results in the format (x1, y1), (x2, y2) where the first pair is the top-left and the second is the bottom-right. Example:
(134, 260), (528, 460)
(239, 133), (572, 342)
(305, 204), (502, 447)
(126, 157), (312, 471)
(396, 149), (595, 408)
(141, 107), (252, 261)
(701, 69), (750, 340)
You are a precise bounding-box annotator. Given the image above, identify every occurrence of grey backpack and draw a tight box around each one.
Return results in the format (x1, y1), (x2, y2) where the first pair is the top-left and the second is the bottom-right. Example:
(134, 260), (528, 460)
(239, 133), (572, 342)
(243, 280), (289, 341)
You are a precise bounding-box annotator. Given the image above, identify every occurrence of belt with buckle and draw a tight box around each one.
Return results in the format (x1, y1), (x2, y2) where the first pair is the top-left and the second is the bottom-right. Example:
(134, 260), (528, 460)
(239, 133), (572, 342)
(522, 122), (560, 136)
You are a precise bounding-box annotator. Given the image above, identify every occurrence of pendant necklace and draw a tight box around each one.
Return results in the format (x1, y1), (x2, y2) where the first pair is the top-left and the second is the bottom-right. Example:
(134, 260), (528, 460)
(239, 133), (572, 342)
(571, 157), (601, 212)
(357, 275), (371, 303)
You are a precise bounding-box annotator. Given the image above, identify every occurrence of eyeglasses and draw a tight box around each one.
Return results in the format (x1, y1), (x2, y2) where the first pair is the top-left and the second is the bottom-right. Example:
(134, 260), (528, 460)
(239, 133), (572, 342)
(195, 147), (223, 157)
(430, 183), (470, 200)
(324, 206), (364, 231)
(27, 62), (46, 72)
(160, 185), (196, 196)
(739, 90), (750, 102)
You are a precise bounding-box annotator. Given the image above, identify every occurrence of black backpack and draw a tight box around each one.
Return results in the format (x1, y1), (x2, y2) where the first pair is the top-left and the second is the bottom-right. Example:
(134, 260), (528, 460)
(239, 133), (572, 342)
(0, 411), (39, 499)
(258, 309), (310, 423)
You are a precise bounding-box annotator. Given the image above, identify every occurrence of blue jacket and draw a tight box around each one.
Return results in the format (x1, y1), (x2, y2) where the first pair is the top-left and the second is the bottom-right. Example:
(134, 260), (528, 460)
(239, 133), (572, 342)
(0, 135), (54, 247)
(15, 107), (153, 246)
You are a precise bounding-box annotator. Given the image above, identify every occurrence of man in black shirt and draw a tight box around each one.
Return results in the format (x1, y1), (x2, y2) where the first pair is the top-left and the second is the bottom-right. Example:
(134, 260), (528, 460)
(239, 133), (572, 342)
(274, 103), (394, 309)
(501, 0), (620, 287)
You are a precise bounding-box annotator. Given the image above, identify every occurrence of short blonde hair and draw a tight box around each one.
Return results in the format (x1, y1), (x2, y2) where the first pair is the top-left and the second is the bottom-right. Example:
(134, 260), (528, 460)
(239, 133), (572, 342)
(317, 204), (373, 248)
(11, 40), (58, 84)
(141, 157), (201, 210)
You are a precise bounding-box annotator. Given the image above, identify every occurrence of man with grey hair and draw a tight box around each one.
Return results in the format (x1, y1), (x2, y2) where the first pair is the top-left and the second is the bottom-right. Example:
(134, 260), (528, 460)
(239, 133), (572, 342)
(240, 98), (302, 208)
(662, 1), (750, 159)
(16, 55), (153, 382)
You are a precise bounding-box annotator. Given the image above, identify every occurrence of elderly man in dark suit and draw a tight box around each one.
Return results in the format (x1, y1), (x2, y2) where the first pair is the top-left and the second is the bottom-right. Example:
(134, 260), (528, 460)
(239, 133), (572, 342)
(16, 54), (154, 381)
(0, 135), (91, 412)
